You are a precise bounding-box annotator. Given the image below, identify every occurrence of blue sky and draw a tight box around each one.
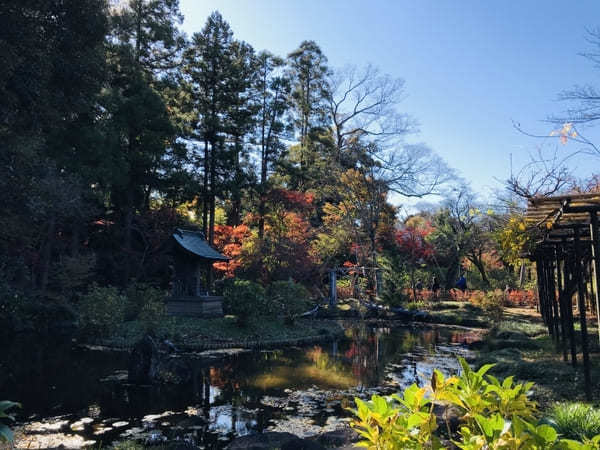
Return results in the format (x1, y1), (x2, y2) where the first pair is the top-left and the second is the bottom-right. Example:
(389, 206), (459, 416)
(179, 0), (600, 202)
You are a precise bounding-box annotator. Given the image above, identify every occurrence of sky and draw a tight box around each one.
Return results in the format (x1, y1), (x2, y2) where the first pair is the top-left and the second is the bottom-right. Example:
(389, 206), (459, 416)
(178, 0), (600, 204)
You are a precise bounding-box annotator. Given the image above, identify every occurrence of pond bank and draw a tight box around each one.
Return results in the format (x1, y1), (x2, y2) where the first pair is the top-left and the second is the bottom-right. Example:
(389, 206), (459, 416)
(89, 317), (346, 351)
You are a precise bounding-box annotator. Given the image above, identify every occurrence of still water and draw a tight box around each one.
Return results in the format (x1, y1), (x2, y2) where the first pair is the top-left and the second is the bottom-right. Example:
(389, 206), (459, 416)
(4, 324), (478, 449)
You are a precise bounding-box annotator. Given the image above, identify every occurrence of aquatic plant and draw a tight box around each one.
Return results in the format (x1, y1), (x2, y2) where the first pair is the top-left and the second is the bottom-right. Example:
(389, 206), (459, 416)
(350, 357), (600, 449)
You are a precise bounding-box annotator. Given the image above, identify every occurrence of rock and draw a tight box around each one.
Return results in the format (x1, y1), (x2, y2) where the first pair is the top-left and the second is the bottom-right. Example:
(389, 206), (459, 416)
(226, 432), (325, 450)
(128, 335), (192, 384)
(128, 335), (160, 384)
(311, 427), (359, 447)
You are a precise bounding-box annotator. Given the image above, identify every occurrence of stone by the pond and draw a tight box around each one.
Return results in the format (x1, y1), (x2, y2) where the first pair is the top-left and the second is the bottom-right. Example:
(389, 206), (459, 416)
(226, 432), (325, 450)
(128, 335), (192, 384)
(311, 427), (360, 446)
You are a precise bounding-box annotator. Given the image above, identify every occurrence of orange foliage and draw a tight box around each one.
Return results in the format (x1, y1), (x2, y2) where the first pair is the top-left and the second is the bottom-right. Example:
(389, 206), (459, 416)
(505, 289), (537, 307)
(212, 224), (251, 277)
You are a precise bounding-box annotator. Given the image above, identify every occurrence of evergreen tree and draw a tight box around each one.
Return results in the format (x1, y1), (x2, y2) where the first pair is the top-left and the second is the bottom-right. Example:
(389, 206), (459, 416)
(0, 0), (108, 291)
(253, 51), (292, 239)
(184, 12), (254, 243)
(287, 41), (331, 189)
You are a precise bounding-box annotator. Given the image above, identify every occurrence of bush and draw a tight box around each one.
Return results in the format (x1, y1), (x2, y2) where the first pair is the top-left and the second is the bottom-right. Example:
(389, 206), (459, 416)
(506, 289), (537, 308)
(125, 283), (166, 330)
(79, 284), (126, 337)
(350, 358), (600, 449)
(223, 279), (266, 326)
(266, 280), (311, 325)
(449, 288), (471, 302)
(547, 402), (600, 441)
(468, 289), (504, 324)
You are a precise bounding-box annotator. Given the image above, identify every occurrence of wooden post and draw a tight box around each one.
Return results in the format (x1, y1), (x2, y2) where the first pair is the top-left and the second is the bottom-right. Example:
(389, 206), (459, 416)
(589, 212), (600, 344)
(556, 247), (568, 362)
(574, 227), (592, 400)
(375, 269), (382, 298)
(329, 269), (337, 307)
(548, 255), (560, 347)
(563, 245), (578, 367)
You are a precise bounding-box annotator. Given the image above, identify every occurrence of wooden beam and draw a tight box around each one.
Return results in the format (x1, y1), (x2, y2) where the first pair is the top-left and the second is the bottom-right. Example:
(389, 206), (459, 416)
(589, 212), (600, 345)
(564, 205), (600, 214)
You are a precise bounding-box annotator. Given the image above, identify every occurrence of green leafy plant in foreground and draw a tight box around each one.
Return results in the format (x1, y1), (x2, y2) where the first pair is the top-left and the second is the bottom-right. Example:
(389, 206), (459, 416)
(0, 400), (20, 442)
(350, 357), (600, 449)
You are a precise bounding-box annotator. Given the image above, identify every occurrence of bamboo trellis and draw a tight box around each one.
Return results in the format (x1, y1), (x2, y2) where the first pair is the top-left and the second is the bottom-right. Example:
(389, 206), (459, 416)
(524, 193), (600, 400)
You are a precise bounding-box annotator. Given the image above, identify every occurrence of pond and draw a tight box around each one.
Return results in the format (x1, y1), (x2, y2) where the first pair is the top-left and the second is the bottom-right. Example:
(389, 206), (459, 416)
(4, 323), (479, 449)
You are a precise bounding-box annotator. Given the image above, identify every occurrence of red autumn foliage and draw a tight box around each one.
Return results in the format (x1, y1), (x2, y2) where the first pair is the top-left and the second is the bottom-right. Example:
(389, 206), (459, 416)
(212, 224), (251, 277)
(394, 224), (435, 263)
(267, 188), (314, 212)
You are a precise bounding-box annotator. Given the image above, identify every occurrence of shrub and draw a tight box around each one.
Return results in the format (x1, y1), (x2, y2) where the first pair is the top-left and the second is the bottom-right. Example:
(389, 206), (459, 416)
(336, 278), (354, 299)
(547, 402), (600, 441)
(350, 358), (600, 449)
(468, 289), (504, 324)
(125, 283), (166, 330)
(79, 284), (126, 337)
(266, 280), (311, 325)
(406, 300), (426, 311)
(506, 289), (537, 308)
(449, 288), (471, 302)
(223, 279), (266, 326)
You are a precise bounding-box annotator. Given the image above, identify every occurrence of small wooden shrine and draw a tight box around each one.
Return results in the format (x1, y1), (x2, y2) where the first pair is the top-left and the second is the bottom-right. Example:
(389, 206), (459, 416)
(524, 192), (600, 399)
(166, 228), (229, 317)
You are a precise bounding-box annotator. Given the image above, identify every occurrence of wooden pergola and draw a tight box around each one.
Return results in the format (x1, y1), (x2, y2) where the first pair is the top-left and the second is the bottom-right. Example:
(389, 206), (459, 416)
(525, 192), (600, 399)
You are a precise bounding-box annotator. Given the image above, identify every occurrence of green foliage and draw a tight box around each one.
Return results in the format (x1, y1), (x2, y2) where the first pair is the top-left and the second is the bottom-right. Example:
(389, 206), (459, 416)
(350, 357), (600, 449)
(124, 283), (166, 325)
(0, 400), (20, 443)
(79, 284), (127, 337)
(223, 280), (267, 326)
(546, 403), (600, 441)
(265, 280), (311, 325)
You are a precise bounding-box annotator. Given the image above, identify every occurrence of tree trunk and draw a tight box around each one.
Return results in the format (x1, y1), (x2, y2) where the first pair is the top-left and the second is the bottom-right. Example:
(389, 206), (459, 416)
(469, 255), (489, 286)
(39, 216), (56, 294)
(208, 141), (217, 245)
(202, 139), (209, 237)
(228, 136), (242, 227)
(123, 189), (135, 285)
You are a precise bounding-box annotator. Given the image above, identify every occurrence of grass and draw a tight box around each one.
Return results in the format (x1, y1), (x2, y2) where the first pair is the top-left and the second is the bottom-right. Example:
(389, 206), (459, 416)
(424, 302), (491, 328)
(413, 301), (600, 406)
(545, 402), (600, 440)
(96, 316), (343, 349)
(470, 308), (600, 406)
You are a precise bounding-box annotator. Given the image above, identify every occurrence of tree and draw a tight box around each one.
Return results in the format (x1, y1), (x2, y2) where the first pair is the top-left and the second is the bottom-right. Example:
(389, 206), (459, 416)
(100, 0), (186, 282)
(0, 0), (108, 292)
(109, 0), (185, 74)
(326, 64), (414, 164)
(253, 51), (292, 239)
(394, 217), (435, 301)
(222, 40), (258, 227)
(287, 40), (330, 189)
(184, 12), (254, 244)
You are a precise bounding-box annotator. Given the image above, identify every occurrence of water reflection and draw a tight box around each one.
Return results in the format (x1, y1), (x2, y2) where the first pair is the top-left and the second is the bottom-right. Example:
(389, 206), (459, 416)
(5, 324), (477, 449)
